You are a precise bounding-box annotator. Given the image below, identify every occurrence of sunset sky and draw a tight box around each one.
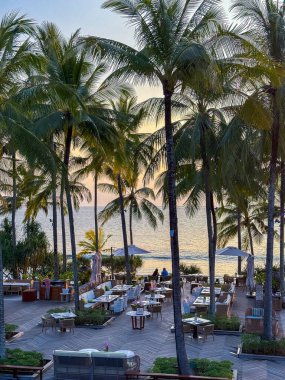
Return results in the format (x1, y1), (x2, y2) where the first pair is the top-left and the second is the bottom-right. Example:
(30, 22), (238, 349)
(0, 0), (230, 206)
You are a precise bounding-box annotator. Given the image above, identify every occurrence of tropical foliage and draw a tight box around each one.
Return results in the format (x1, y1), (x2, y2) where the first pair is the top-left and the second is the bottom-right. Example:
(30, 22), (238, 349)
(0, 0), (285, 369)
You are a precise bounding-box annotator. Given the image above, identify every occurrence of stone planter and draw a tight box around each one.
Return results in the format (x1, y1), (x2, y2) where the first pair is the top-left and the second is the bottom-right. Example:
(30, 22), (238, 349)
(237, 344), (285, 360)
(0, 359), (53, 379)
(5, 331), (23, 342)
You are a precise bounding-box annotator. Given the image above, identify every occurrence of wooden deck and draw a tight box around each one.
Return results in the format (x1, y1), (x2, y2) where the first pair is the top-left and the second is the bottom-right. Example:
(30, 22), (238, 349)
(3, 284), (285, 379)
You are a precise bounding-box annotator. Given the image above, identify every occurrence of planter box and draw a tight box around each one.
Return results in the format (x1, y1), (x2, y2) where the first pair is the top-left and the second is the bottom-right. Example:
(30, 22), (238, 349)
(5, 331), (23, 342)
(237, 344), (285, 360)
(75, 316), (115, 329)
(0, 359), (53, 380)
(214, 324), (243, 336)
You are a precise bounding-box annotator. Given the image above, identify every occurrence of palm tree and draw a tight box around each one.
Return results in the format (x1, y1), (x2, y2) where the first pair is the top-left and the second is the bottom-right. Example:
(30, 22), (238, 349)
(0, 12), (55, 359)
(232, 0), (285, 340)
(101, 91), (148, 284)
(217, 198), (268, 255)
(24, 22), (117, 309)
(99, 173), (164, 245)
(86, 1), (223, 370)
(78, 228), (111, 254)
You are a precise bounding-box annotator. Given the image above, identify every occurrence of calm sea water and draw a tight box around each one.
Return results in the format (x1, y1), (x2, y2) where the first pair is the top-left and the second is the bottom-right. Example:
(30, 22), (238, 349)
(10, 206), (279, 276)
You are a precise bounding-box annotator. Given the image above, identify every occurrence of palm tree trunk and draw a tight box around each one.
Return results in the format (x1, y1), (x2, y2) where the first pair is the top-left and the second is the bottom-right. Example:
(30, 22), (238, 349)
(0, 240), (5, 358)
(237, 209), (242, 275)
(63, 116), (79, 310)
(209, 192), (217, 314)
(129, 202), (133, 245)
(60, 183), (67, 272)
(11, 151), (16, 254)
(117, 174), (131, 284)
(163, 85), (189, 375)
(200, 128), (215, 315)
(280, 161), (285, 296)
(51, 138), (59, 279)
(246, 222), (254, 255)
(264, 91), (281, 340)
(94, 172), (99, 253)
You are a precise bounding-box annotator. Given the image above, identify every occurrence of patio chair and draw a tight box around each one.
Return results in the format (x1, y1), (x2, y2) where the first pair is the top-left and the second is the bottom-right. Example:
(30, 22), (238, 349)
(41, 316), (57, 333)
(148, 303), (162, 320)
(59, 318), (75, 334)
(110, 298), (124, 314)
(197, 324), (214, 342)
(182, 322), (194, 339)
(164, 290), (172, 302)
(183, 297), (196, 314)
(195, 305), (208, 315)
(244, 308), (278, 336)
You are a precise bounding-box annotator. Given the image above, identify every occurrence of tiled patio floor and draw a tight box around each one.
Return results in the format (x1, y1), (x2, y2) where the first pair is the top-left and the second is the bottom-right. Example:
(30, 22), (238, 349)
(3, 284), (285, 379)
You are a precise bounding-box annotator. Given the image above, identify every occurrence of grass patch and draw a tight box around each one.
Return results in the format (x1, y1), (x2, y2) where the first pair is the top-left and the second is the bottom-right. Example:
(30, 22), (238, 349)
(242, 334), (285, 356)
(0, 349), (43, 367)
(151, 357), (233, 378)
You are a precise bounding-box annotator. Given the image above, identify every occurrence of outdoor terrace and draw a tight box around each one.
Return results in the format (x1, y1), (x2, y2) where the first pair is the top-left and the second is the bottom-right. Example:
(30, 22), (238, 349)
(3, 284), (285, 379)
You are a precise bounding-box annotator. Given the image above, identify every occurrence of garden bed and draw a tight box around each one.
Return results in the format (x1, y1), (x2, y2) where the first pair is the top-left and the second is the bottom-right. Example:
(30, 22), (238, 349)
(76, 315), (115, 329)
(0, 349), (52, 380)
(151, 358), (236, 379)
(237, 334), (285, 360)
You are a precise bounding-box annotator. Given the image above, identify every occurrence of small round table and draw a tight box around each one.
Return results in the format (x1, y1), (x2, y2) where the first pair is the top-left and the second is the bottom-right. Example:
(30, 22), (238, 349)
(126, 311), (151, 330)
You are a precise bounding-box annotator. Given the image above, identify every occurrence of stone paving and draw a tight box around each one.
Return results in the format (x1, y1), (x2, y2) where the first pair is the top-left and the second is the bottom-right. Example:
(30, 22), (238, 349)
(3, 285), (285, 379)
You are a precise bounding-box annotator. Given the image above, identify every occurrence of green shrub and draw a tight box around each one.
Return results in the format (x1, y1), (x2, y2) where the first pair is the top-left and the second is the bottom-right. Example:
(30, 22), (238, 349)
(191, 358), (232, 378)
(75, 309), (108, 326)
(4, 324), (18, 333)
(102, 255), (143, 274)
(46, 307), (68, 314)
(241, 334), (285, 356)
(179, 263), (201, 275)
(151, 357), (233, 378)
(151, 357), (178, 374)
(0, 349), (43, 366)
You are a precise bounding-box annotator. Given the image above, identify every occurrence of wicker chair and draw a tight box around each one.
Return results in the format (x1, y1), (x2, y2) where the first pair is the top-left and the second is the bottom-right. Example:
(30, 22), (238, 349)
(244, 308), (278, 336)
(41, 316), (57, 333)
(148, 304), (162, 320)
(59, 318), (75, 334)
(197, 324), (214, 342)
(164, 290), (172, 302)
(182, 322), (194, 336)
(195, 305), (208, 315)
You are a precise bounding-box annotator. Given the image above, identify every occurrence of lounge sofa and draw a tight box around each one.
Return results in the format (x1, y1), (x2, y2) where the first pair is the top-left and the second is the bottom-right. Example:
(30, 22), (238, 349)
(215, 294), (231, 317)
(79, 290), (98, 310)
(53, 349), (140, 380)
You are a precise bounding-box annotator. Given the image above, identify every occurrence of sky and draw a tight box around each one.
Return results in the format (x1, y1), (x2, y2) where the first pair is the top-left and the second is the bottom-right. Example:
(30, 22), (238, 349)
(0, 0), (230, 206)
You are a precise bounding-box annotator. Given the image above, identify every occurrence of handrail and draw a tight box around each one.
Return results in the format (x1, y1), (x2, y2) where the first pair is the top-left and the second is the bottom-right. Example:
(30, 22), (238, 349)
(125, 372), (231, 380)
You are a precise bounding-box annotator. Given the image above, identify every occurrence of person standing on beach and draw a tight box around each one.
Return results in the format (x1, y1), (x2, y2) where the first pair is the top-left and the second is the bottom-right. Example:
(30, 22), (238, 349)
(43, 275), (51, 300)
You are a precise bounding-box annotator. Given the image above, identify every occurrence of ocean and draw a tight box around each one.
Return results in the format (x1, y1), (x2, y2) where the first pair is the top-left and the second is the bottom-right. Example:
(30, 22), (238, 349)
(10, 206), (279, 276)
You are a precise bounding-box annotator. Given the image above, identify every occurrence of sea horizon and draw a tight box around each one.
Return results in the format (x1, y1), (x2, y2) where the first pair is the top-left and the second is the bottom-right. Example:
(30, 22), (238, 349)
(6, 205), (279, 277)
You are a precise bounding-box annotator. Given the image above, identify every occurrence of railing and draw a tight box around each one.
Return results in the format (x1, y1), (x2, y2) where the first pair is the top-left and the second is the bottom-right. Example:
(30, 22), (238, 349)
(125, 372), (231, 380)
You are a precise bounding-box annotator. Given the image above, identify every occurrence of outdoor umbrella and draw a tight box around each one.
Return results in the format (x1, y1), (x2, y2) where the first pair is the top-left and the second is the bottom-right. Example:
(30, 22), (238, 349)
(246, 255), (255, 293)
(113, 244), (150, 257)
(216, 246), (250, 258)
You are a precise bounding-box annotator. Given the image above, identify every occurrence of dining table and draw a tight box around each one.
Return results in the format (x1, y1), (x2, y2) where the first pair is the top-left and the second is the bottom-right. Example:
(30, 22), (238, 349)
(126, 310), (151, 330)
(111, 285), (133, 291)
(154, 287), (172, 293)
(92, 294), (119, 310)
(144, 294), (166, 301)
(182, 317), (211, 339)
(50, 312), (76, 320)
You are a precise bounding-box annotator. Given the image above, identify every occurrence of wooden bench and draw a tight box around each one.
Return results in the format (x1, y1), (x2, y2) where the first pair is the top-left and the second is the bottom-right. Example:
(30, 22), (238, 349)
(125, 372), (232, 379)
(0, 364), (44, 380)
